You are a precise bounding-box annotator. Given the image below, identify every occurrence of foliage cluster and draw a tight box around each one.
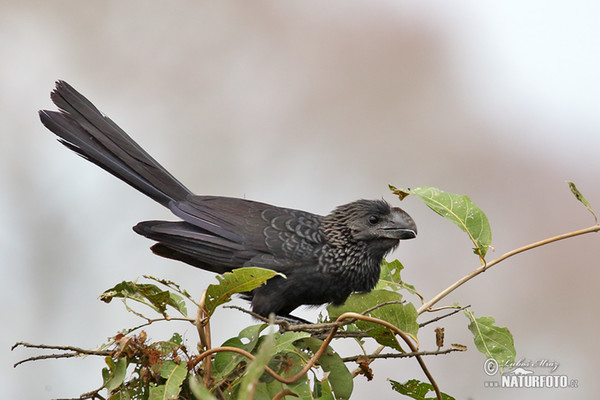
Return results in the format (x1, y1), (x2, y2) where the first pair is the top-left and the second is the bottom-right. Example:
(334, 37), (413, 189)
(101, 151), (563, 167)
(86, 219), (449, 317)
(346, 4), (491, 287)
(13, 183), (598, 400)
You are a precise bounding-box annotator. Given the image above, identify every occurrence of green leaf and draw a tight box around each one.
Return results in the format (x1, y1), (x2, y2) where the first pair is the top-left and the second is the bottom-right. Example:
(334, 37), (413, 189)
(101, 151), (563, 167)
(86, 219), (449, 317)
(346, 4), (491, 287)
(108, 391), (132, 400)
(464, 311), (515, 365)
(254, 351), (311, 398)
(389, 379), (455, 400)
(189, 376), (217, 400)
(155, 333), (184, 357)
(212, 336), (245, 380)
(284, 372), (312, 400)
(314, 374), (335, 400)
(148, 361), (187, 400)
(397, 186), (492, 261)
(148, 384), (165, 400)
(328, 290), (419, 350)
(375, 259), (418, 295)
(103, 357), (128, 393)
(567, 181), (598, 224)
(238, 330), (276, 400)
(161, 361), (187, 398)
(274, 331), (311, 353)
(378, 259), (403, 284)
(298, 338), (353, 400)
(100, 281), (187, 317)
(144, 275), (196, 303)
(213, 324), (268, 379)
(204, 268), (279, 316)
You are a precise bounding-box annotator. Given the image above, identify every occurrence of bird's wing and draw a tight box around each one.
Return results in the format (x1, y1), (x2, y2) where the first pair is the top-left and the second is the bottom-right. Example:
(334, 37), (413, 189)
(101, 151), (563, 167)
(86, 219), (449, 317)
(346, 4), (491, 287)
(137, 195), (324, 273)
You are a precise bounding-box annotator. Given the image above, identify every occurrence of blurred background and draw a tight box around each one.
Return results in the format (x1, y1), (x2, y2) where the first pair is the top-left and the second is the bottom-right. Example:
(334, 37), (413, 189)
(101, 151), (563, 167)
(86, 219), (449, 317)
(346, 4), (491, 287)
(2, 1), (599, 399)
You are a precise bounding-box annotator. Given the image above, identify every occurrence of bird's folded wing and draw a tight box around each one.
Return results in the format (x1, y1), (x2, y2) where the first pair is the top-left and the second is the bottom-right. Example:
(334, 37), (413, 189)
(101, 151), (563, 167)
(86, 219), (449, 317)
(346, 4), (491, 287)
(171, 195), (324, 257)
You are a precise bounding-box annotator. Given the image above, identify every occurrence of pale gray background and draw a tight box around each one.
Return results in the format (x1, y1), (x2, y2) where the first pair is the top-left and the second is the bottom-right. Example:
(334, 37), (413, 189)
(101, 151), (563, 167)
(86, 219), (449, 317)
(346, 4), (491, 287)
(3, 1), (600, 399)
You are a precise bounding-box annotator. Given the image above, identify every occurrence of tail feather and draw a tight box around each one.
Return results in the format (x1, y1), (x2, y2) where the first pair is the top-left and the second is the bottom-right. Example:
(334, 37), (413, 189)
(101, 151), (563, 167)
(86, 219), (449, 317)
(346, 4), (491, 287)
(133, 220), (252, 273)
(40, 80), (191, 207)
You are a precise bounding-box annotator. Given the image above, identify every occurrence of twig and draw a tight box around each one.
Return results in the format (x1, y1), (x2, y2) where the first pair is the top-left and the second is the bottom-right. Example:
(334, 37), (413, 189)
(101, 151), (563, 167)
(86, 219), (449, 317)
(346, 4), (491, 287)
(223, 305), (346, 332)
(310, 330), (374, 340)
(343, 347), (465, 362)
(125, 316), (195, 333)
(360, 300), (406, 315)
(78, 385), (107, 400)
(12, 342), (112, 368)
(223, 305), (270, 322)
(418, 225), (600, 315)
(272, 389), (298, 400)
(419, 305), (470, 328)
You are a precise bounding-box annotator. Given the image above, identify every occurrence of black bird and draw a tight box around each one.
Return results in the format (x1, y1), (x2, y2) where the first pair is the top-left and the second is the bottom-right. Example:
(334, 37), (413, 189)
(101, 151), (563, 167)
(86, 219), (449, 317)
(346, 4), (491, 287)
(39, 81), (417, 319)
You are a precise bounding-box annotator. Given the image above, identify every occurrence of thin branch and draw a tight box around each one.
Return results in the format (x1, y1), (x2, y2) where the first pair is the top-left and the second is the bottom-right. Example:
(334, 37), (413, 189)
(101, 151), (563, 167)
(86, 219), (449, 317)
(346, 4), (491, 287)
(310, 330), (374, 340)
(223, 305), (270, 322)
(14, 352), (97, 368)
(272, 389), (298, 400)
(419, 305), (470, 328)
(360, 300), (406, 315)
(77, 385), (107, 400)
(418, 224), (600, 315)
(126, 316), (195, 333)
(12, 342), (112, 368)
(343, 347), (465, 363)
(223, 305), (347, 332)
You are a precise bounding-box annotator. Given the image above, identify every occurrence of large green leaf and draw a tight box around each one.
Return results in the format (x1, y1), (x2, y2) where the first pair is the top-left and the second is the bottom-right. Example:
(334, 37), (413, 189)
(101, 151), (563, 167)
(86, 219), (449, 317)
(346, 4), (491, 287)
(162, 361), (187, 399)
(148, 361), (187, 400)
(328, 290), (419, 350)
(465, 312), (515, 365)
(392, 185), (492, 261)
(204, 268), (279, 316)
(102, 356), (128, 393)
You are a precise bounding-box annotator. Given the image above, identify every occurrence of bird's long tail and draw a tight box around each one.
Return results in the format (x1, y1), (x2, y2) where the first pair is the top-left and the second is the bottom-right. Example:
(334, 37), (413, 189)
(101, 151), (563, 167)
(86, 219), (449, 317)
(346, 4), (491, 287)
(39, 80), (192, 207)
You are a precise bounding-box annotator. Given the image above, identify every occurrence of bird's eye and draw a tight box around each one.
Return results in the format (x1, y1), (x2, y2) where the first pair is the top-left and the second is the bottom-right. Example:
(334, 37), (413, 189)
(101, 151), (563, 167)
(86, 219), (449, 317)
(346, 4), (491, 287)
(368, 215), (379, 225)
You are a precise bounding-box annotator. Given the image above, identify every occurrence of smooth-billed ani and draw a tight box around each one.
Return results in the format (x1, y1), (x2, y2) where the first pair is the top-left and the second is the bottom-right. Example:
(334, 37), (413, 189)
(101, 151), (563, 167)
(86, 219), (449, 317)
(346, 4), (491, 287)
(39, 81), (417, 319)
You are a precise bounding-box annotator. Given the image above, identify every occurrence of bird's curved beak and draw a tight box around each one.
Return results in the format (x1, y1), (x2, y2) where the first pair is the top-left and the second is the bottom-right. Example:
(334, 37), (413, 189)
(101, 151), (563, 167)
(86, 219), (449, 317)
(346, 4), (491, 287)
(381, 207), (417, 240)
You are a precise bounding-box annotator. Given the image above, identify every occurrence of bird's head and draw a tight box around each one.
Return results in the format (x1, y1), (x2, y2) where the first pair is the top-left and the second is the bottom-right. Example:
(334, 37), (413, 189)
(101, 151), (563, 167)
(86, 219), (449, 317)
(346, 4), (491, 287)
(322, 199), (417, 249)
